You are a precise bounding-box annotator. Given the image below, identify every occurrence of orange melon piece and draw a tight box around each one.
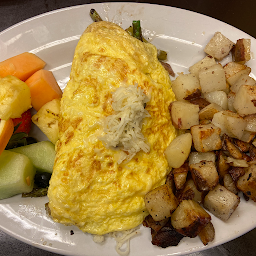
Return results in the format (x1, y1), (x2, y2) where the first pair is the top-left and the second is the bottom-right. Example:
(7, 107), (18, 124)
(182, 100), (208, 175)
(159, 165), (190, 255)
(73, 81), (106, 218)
(25, 70), (62, 111)
(0, 52), (46, 81)
(0, 119), (14, 155)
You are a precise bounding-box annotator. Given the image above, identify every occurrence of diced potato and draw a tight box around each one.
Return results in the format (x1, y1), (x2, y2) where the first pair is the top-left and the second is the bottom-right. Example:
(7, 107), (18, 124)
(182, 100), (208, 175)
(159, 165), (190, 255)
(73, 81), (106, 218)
(222, 134), (245, 160)
(144, 184), (178, 221)
(164, 133), (192, 168)
(198, 221), (215, 245)
(178, 179), (203, 203)
(216, 151), (229, 178)
(189, 97), (210, 110)
(233, 138), (250, 152)
(227, 67), (251, 86)
(227, 91), (236, 112)
(189, 55), (216, 77)
(171, 199), (211, 238)
(233, 85), (256, 115)
(203, 91), (228, 110)
(204, 32), (234, 60)
(199, 103), (223, 120)
(32, 98), (60, 144)
(191, 123), (222, 152)
(0, 76), (31, 120)
(212, 110), (246, 139)
(189, 152), (216, 166)
(169, 101), (199, 129)
(226, 157), (249, 167)
(173, 163), (189, 190)
(199, 64), (226, 93)
(237, 164), (256, 202)
(228, 166), (247, 182)
(223, 173), (239, 194)
(190, 160), (219, 191)
(204, 184), (240, 221)
(224, 62), (249, 80)
(232, 39), (251, 64)
(172, 73), (201, 101)
(240, 130), (255, 143)
(244, 114), (256, 132)
(143, 215), (169, 233)
(230, 74), (256, 93)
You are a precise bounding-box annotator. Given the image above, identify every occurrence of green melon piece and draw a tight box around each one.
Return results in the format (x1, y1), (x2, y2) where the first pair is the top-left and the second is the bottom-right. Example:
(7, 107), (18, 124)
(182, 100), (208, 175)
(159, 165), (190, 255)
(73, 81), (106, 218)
(0, 150), (35, 200)
(10, 141), (55, 173)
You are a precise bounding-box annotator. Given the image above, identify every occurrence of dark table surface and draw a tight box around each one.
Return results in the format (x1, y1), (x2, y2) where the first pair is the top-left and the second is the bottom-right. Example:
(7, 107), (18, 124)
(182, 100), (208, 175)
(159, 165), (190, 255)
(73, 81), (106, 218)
(1, 0), (256, 256)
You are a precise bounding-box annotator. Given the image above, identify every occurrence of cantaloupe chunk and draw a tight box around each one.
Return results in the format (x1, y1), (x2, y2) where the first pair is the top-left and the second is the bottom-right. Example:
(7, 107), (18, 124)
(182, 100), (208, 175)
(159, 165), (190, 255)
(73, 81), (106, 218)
(0, 52), (46, 81)
(0, 119), (14, 155)
(25, 70), (62, 111)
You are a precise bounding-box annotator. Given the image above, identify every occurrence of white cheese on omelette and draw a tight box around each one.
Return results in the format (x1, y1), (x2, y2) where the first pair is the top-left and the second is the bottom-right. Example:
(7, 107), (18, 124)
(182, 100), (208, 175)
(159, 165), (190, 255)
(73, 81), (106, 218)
(47, 21), (177, 235)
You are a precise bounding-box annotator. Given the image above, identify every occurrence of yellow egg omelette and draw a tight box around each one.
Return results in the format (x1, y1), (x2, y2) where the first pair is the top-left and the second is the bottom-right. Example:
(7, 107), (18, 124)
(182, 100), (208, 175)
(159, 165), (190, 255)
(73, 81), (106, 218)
(47, 21), (177, 235)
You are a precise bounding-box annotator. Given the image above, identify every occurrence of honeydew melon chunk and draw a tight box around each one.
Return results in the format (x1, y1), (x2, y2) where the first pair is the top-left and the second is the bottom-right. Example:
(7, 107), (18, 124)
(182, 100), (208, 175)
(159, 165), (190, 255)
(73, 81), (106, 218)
(0, 150), (35, 200)
(10, 141), (55, 173)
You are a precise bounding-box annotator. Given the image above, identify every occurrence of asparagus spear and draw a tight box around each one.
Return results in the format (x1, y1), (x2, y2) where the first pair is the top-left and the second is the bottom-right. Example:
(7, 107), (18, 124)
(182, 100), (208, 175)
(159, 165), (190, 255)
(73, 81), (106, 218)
(132, 20), (143, 41)
(90, 9), (103, 22)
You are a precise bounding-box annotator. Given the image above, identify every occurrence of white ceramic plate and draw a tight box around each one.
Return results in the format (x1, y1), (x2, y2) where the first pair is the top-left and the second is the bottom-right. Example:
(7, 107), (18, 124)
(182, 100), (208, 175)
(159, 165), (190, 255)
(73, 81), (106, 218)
(0, 2), (256, 256)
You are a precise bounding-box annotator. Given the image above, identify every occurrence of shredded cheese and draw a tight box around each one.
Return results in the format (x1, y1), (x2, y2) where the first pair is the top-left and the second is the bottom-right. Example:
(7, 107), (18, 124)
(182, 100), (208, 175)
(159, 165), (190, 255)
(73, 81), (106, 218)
(99, 84), (151, 164)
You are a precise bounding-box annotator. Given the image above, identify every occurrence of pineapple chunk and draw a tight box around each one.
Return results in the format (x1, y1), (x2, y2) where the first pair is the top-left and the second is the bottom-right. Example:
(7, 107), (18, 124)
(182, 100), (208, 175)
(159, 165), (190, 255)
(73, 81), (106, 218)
(32, 99), (60, 144)
(0, 76), (31, 120)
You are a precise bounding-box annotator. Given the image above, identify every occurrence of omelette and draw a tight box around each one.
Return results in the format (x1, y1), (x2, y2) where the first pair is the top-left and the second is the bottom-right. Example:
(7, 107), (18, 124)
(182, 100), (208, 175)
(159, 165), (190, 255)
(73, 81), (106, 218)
(47, 21), (177, 235)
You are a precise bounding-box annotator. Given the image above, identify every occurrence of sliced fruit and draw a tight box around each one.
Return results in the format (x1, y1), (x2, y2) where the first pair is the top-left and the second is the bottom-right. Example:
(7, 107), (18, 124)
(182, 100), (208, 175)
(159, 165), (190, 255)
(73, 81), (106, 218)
(25, 70), (62, 111)
(10, 141), (55, 173)
(0, 76), (31, 120)
(0, 150), (35, 200)
(0, 119), (14, 155)
(0, 52), (46, 81)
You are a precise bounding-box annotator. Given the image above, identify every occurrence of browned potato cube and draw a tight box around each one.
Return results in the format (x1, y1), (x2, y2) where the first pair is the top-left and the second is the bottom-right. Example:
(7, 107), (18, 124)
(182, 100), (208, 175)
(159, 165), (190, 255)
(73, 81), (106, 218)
(190, 160), (219, 191)
(189, 55), (216, 77)
(230, 74), (256, 93)
(199, 64), (226, 93)
(172, 73), (201, 101)
(144, 184), (178, 221)
(199, 103), (223, 120)
(223, 173), (239, 194)
(233, 85), (256, 115)
(216, 151), (229, 178)
(227, 67), (251, 86)
(232, 39), (251, 64)
(203, 184), (240, 221)
(169, 101), (199, 129)
(177, 179), (203, 203)
(198, 221), (215, 245)
(191, 123), (222, 152)
(171, 200), (211, 238)
(173, 163), (189, 190)
(204, 32), (234, 61)
(237, 164), (256, 202)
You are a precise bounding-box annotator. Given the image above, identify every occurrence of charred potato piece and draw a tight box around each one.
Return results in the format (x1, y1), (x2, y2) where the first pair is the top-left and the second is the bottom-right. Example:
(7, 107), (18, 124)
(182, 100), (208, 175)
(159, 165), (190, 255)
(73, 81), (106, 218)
(233, 139), (250, 152)
(228, 166), (246, 183)
(216, 150), (230, 178)
(173, 163), (189, 190)
(177, 179), (203, 203)
(191, 123), (222, 152)
(143, 215), (169, 232)
(172, 73), (201, 101)
(190, 160), (219, 191)
(198, 221), (215, 246)
(203, 184), (240, 221)
(232, 39), (251, 64)
(237, 164), (256, 202)
(144, 184), (178, 221)
(165, 171), (175, 192)
(223, 173), (239, 194)
(171, 200), (211, 238)
(189, 97), (211, 110)
(204, 32), (234, 61)
(164, 133), (192, 168)
(169, 101), (199, 129)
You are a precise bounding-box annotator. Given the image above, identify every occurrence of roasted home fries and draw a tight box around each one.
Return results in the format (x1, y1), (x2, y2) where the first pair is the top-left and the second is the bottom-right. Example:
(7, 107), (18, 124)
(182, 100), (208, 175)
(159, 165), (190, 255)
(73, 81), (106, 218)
(47, 21), (177, 235)
(143, 31), (256, 249)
